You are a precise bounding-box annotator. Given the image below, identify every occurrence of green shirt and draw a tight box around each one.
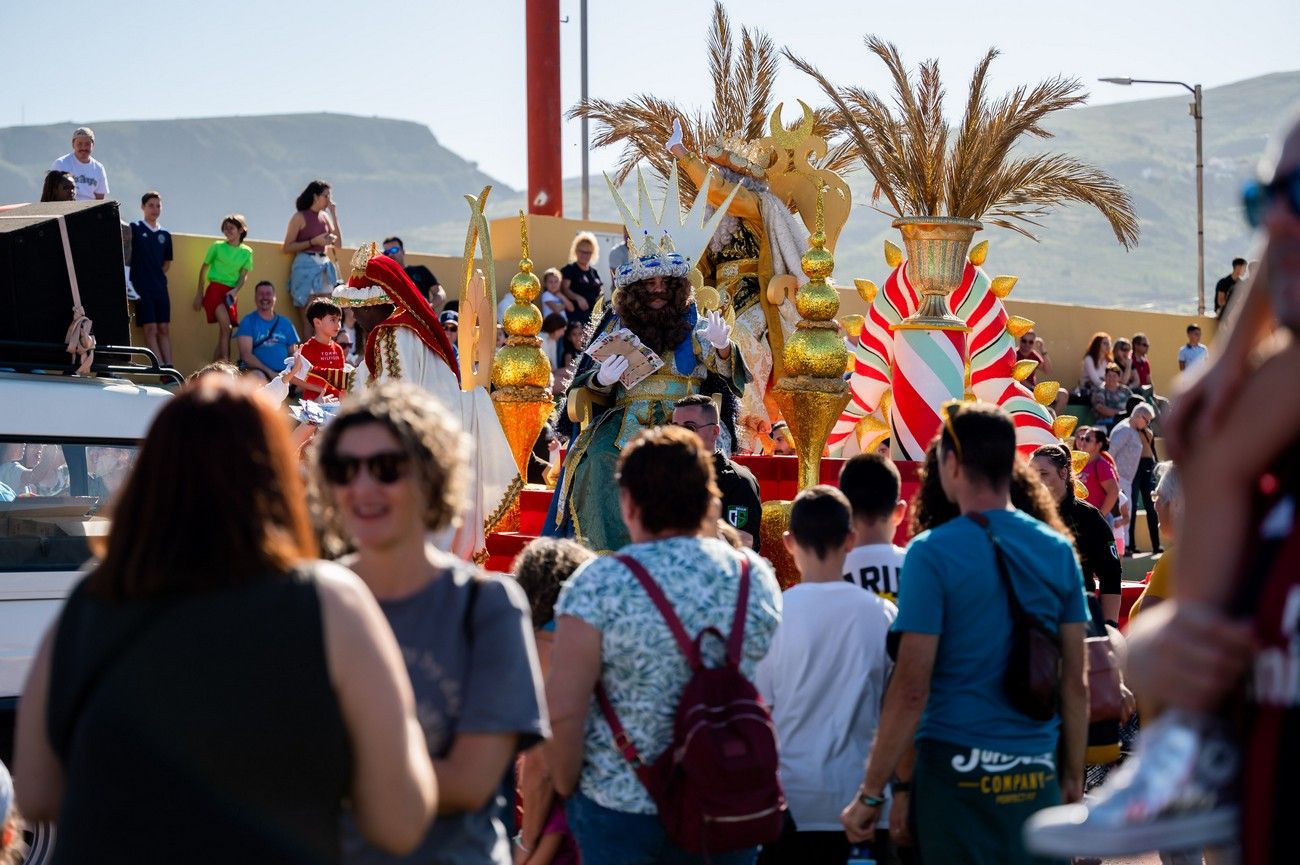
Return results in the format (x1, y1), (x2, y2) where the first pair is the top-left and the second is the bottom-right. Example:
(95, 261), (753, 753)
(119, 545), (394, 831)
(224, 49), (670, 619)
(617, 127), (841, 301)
(202, 241), (253, 287)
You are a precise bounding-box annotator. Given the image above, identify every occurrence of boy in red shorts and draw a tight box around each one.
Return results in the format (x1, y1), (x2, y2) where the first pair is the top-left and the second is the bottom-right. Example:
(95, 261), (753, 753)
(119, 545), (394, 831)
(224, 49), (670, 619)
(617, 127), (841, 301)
(193, 214), (253, 362)
(293, 298), (345, 401)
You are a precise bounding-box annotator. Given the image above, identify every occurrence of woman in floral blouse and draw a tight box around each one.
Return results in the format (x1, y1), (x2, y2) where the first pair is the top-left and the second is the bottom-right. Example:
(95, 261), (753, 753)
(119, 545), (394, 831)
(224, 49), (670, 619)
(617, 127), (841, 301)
(545, 426), (782, 865)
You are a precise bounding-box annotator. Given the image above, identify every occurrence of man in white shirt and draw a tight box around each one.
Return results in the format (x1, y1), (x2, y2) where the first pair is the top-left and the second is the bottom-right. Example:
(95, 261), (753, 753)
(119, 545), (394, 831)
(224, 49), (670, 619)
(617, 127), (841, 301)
(754, 486), (897, 864)
(1176, 323), (1209, 372)
(50, 127), (109, 201)
(839, 452), (908, 603)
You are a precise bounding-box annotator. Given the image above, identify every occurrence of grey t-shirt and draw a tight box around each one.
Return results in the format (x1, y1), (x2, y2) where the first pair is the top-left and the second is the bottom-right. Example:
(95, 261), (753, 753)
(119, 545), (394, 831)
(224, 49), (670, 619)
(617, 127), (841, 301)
(343, 564), (548, 865)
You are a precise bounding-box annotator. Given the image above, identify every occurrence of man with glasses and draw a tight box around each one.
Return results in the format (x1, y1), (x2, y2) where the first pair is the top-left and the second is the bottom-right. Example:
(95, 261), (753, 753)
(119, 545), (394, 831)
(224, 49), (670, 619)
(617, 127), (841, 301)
(382, 236), (445, 312)
(672, 394), (761, 551)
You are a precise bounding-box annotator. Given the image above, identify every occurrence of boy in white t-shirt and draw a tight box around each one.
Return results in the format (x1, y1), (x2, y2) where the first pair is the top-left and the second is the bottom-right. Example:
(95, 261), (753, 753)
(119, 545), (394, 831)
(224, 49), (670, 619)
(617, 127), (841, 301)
(838, 452), (908, 603)
(754, 485), (898, 865)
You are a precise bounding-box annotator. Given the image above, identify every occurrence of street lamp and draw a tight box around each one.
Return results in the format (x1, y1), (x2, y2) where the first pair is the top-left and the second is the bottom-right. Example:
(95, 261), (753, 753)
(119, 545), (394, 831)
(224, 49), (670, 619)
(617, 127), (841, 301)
(1100, 77), (1205, 315)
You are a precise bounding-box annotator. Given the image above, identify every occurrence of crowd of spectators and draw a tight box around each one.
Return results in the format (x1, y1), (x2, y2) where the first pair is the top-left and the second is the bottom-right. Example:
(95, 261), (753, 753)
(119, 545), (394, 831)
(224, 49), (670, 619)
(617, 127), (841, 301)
(11, 122), (1289, 865)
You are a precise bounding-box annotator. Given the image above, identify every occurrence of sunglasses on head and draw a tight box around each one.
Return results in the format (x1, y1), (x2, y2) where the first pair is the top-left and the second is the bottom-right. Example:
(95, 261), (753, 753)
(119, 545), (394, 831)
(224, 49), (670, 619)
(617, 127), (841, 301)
(383, 246), (402, 256)
(321, 451), (410, 485)
(1243, 168), (1300, 228)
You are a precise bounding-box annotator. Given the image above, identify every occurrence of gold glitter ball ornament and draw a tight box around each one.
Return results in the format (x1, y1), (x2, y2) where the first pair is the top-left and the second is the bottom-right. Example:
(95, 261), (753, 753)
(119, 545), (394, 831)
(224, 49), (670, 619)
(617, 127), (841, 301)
(510, 267), (542, 305)
(800, 243), (835, 282)
(492, 345), (551, 390)
(760, 500), (798, 589)
(784, 326), (848, 378)
(1033, 380), (1061, 406)
(1053, 414), (1078, 439)
(503, 302), (542, 338)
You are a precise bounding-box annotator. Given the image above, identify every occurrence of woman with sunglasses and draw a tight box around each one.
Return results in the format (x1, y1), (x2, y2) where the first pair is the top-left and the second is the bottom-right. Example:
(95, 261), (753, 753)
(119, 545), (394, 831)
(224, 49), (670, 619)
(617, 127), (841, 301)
(312, 382), (547, 865)
(14, 375), (437, 864)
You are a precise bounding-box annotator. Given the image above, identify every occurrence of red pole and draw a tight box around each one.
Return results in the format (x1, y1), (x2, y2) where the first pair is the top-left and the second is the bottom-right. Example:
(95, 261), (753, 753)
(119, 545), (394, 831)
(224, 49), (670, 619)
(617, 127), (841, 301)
(526, 0), (563, 216)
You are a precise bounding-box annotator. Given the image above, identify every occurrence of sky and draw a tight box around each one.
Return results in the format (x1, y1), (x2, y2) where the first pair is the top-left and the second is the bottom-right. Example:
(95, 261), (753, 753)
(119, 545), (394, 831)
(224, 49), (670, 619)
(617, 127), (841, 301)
(5, 0), (1298, 192)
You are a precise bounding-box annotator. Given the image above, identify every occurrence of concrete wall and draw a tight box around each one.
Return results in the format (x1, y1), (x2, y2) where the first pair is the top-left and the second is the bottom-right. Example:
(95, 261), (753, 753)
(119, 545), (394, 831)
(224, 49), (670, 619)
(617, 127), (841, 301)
(146, 226), (1217, 395)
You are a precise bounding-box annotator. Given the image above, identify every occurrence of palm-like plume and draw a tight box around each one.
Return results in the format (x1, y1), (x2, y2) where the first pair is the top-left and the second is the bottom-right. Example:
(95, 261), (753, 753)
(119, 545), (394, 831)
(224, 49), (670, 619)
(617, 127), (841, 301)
(785, 37), (1139, 248)
(569, 1), (854, 198)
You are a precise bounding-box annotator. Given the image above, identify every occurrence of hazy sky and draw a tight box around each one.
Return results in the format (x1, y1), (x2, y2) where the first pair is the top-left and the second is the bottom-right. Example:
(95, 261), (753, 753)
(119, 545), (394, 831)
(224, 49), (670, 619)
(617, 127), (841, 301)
(6, 0), (1298, 191)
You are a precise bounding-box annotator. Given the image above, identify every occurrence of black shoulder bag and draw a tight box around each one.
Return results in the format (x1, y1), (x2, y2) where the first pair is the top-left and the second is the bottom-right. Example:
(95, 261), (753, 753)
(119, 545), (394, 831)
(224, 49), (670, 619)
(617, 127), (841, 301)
(966, 512), (1062, 721)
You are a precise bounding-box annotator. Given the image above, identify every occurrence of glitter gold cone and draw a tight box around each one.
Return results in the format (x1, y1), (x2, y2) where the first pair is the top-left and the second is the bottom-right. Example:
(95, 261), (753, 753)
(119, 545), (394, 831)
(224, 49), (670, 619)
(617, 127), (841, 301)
(1053, 414), (1078, 439)
(772, 384), (851, 492)
(492, 393), (554, 481)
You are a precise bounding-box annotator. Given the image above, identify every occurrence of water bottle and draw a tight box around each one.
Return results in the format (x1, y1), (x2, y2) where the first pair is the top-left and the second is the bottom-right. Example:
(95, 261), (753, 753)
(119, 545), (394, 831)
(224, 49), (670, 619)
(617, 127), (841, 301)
(846, 842), (877, 865)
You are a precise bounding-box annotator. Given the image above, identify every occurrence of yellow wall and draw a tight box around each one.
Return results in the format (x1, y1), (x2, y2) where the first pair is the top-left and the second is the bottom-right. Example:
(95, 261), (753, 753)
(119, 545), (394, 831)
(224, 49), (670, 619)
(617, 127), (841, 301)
(149, 216), (623, 374)
(149, 228), (1217, 396)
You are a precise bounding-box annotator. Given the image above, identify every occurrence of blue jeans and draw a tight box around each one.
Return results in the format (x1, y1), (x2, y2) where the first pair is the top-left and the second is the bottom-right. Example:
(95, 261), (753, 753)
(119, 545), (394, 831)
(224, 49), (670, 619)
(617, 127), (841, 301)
(566, 791), (759, 865)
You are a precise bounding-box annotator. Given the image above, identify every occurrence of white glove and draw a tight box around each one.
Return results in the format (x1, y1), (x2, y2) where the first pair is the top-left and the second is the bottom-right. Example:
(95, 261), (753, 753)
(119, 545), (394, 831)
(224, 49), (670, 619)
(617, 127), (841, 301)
(700, 310), (731, 350)
(595, 354), (630, 387)
(259, 375), (290, 406)
(665, 118), (684, 155)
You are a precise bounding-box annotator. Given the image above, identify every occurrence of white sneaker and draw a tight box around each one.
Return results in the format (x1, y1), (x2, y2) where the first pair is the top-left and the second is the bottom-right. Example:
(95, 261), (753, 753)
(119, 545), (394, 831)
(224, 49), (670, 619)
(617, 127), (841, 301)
(1024, 710), (1238, 858)
(126, 285), (141, 301)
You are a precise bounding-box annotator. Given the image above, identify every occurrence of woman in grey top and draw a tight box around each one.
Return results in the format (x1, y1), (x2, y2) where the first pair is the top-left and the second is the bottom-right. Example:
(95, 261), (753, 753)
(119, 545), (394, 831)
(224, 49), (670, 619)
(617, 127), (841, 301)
(314, 382), (548, 865)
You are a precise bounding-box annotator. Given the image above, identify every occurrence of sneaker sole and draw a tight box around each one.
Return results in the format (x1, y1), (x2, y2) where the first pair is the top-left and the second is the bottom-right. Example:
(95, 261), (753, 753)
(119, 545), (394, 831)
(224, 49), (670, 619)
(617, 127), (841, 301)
(1025, 806), (1238, 857)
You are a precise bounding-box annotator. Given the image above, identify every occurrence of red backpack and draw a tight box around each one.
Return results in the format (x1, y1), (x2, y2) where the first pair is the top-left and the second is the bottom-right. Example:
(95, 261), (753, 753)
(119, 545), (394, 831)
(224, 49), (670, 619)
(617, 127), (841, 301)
(595, 553), (785, 854)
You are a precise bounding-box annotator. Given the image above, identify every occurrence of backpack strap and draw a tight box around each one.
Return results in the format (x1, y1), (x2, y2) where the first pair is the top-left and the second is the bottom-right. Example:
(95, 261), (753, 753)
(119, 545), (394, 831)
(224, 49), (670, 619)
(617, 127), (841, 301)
(725, 556), (751, 667)
(614, 553), (700, 668)
(595, 681), (647, 770)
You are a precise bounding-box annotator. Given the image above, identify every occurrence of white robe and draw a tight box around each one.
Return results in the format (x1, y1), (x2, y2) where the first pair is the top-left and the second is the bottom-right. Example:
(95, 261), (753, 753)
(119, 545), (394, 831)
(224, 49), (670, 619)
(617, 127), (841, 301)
(355, 327), (520, 562)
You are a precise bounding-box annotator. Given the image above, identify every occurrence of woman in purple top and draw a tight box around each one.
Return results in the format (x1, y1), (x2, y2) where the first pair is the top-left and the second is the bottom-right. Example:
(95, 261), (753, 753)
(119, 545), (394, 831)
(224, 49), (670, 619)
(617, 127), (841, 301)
(283, 180), (343, 333)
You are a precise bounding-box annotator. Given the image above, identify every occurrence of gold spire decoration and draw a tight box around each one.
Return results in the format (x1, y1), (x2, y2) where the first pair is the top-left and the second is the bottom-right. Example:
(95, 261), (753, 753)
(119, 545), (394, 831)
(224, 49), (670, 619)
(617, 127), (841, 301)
(767, 184), (853, 588)
(351, 241), (378, 278)
(491, 212), (555, 502)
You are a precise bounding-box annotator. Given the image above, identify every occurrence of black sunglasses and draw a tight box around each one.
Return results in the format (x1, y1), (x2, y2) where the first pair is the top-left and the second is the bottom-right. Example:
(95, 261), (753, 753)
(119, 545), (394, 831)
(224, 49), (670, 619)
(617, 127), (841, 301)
(1243, 168), (1300, 228)
(321, 451), (410, 485)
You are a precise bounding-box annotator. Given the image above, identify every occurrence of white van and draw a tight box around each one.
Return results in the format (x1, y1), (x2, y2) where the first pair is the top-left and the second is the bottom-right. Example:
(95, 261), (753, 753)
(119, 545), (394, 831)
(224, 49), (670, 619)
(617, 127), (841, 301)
(0, 368), (172, 766)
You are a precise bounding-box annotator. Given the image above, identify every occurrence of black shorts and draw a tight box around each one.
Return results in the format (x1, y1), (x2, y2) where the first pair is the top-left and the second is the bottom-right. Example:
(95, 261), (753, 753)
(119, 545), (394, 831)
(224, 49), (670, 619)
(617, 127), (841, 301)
(135, 285), (171, 325)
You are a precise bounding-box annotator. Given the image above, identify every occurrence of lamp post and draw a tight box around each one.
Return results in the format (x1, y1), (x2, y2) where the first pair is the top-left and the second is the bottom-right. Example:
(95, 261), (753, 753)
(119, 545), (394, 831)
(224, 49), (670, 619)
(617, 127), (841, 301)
(1100, 77), (1205, 315)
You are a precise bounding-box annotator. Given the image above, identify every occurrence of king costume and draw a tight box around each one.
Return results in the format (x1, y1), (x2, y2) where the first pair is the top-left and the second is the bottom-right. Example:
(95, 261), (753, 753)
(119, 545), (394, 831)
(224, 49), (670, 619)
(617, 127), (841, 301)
(547, 167), (748, 552)
(323, 247), (522, 561)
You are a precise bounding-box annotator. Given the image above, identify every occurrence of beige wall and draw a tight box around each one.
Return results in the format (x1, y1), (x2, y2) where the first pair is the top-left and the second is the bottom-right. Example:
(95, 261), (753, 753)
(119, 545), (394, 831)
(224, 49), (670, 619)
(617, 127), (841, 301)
(149, 227), (1216, 395)
(834, 288), (1217, 396)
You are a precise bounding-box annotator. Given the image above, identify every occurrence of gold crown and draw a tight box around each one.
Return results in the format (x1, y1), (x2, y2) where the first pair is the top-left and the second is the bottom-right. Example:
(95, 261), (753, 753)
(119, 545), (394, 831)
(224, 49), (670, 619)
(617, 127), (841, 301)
(703, 133), (771, 181)
(351, 241), (379, 278)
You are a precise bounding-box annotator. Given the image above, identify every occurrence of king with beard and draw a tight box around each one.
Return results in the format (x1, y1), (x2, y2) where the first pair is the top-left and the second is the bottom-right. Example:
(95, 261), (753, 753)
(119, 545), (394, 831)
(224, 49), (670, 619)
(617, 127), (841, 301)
(547, 226), (748, 552)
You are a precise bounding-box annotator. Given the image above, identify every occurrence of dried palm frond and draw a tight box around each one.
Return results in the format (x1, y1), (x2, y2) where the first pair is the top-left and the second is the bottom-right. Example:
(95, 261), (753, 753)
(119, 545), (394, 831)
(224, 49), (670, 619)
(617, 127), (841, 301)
(785, 36), (1140, 248)
(568, 0), (853, 200)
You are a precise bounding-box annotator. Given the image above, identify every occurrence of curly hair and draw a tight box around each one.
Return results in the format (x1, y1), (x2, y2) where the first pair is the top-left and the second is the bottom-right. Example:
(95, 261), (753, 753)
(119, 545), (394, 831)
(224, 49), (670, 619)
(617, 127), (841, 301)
(617, 425), (720, 534)
(568, 231), (600, 265)
(310, 382), (471, 556)
(511, 537), (595, 627)
(613, 274), (693, 355)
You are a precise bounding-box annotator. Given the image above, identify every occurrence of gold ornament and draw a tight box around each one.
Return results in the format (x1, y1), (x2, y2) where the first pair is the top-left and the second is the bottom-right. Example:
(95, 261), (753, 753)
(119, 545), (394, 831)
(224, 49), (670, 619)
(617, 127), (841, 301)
(841, 313), (865, 341)
(1052, 414), (1078, 439)
(879, 387), (893, 423)
(351, 241), (379, 278)
(697, 285), (722, 312)
(854, 278), (878, 305)
(855, 412), (890, 454)
(968, 239), (989, 266)
(491, 211), (554, 483)
(1071, 450), (1090, 475)
(990, 275), (1018, 299)
(1073, 479), (1090, 500)
(760, 500), (798, 589)
(1012, 359), (1039, 382)
(893, 216), (982, 327)
(884, 239), (903, 269)
(1006, 316), (1035, 340)
(459, 187), (498, 391)
(1033, 380), (1060, 406)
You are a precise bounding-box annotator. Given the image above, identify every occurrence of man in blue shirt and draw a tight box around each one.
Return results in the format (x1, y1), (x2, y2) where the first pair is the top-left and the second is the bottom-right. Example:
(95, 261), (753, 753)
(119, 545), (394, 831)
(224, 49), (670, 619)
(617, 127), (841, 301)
(129, 191), (174, 366)
(841, 402), (1089, 865)
(235, 281), (299, 381)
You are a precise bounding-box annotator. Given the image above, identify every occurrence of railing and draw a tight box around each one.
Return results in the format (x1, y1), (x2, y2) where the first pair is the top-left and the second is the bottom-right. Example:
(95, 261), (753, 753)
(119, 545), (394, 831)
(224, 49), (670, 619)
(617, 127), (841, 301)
(0, 340), (184, 386)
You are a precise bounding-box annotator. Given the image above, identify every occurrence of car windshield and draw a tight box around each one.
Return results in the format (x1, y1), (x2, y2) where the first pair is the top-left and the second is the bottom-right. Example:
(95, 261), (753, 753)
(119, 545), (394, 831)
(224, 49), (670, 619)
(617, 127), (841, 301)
(0, 439), (139, 572)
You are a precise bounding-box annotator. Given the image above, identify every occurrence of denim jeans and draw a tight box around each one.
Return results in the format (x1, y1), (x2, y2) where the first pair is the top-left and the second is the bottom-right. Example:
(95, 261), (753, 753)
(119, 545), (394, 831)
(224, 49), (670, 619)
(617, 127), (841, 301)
(566, 791), (759, 865)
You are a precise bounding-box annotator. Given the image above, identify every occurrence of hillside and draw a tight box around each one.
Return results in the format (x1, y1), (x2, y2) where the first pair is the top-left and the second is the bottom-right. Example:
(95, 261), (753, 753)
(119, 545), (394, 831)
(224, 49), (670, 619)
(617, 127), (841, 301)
(0, 113), (508, 250)
(1, 70), (1297, 311)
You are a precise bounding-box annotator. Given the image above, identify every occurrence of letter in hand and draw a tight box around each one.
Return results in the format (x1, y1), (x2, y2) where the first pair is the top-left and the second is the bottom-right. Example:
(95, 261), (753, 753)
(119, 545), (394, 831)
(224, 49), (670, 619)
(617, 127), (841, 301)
(595, 354), (630, 387)
(700, 310), (731, 350)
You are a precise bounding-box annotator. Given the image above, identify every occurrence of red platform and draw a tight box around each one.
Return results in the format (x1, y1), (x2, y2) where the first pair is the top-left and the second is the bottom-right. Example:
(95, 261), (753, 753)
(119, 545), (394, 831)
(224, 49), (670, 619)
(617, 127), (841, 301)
(484, 455), (1148, 626)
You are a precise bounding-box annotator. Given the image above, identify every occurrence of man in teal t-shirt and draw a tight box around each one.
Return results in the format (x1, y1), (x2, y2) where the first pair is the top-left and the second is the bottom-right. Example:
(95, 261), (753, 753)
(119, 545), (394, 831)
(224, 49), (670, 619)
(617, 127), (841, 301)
(842, 403), (1089, 865)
